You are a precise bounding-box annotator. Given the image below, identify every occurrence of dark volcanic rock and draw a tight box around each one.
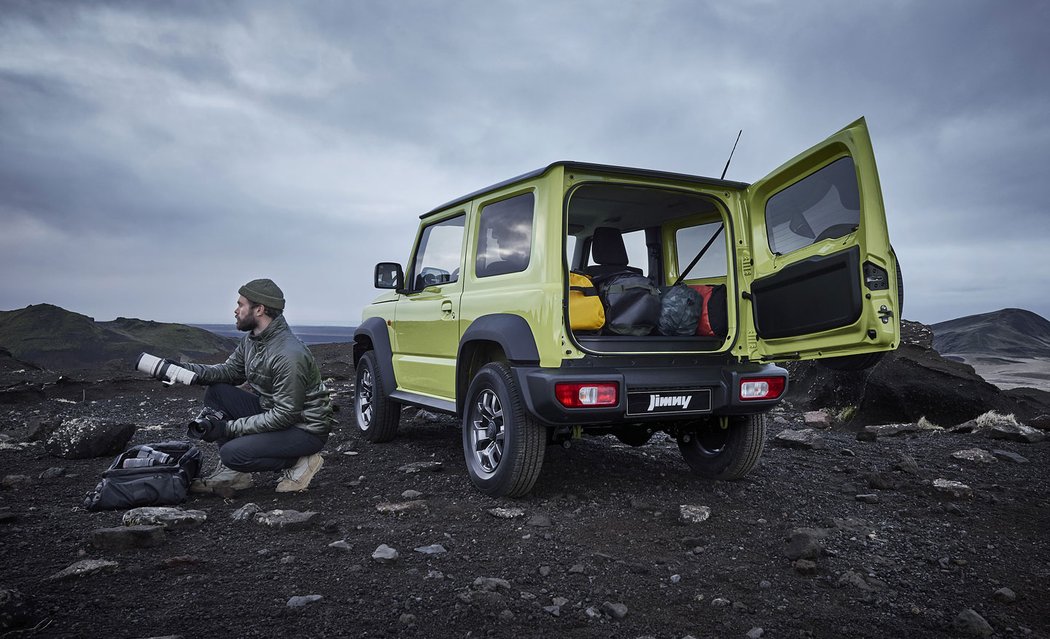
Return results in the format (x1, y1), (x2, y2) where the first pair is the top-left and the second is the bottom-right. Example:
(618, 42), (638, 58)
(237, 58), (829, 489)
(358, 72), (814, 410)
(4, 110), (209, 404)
(785, 320), (1017, 426)
(44, 417), (135, 459)
(91, 525), (167, 549)
(0, 588), (34, 632)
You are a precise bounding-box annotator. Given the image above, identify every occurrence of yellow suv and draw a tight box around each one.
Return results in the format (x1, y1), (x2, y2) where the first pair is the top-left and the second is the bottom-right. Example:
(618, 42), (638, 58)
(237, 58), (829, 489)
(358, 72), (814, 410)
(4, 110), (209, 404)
(353, 118), (901, 497)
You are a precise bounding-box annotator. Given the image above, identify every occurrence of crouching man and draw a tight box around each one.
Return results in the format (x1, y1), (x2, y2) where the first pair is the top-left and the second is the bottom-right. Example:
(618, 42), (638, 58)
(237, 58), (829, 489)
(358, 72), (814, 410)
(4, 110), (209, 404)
(180, 278), (334, 494)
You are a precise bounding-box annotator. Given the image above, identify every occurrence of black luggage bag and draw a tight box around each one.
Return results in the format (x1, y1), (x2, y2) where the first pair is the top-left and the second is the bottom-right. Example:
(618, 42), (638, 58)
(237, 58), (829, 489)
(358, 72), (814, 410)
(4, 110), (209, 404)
(83, 441), (202, 511)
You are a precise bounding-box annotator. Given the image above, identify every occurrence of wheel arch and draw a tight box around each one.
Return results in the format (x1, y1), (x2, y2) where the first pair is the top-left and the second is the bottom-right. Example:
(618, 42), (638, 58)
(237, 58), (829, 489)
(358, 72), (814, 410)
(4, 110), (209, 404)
(354, 317), (397, 396)
(456, 314), (540, 416)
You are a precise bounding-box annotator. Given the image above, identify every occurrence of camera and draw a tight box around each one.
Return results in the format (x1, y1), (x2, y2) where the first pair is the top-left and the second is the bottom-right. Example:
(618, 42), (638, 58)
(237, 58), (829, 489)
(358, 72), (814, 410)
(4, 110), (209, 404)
(187, 406), (226, 440)
(121, 446), (173, 469)
(136, 352), (198, 386)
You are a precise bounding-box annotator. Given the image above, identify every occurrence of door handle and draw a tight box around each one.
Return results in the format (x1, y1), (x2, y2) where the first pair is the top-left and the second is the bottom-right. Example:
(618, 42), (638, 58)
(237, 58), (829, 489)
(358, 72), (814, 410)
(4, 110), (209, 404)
(441, 300), (453, 315)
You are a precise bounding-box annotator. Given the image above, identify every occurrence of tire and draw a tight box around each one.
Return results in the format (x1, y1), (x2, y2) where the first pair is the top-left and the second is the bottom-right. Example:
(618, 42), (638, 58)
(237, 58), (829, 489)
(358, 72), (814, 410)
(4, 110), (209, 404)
(614, 426), (654, 447)
(354, 351), (401, 443)
(819, 255), (905, 372)
(462, 362), (546, 497)
(677, 414), (766, 479)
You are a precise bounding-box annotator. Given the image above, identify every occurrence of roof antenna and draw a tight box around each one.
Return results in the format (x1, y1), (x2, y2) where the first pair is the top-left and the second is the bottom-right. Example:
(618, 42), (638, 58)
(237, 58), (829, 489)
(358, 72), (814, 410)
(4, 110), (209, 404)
(720, 129), (743, 180)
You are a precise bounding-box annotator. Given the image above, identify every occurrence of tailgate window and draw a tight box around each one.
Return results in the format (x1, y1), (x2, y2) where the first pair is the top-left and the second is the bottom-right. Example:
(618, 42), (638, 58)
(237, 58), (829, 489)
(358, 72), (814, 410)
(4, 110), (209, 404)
(765, 157), (860, 255)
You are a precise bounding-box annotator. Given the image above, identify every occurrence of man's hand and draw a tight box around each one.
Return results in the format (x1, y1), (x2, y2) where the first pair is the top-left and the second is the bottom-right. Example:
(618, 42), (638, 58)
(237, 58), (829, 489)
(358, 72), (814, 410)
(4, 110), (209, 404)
(200, 418), (229, 442)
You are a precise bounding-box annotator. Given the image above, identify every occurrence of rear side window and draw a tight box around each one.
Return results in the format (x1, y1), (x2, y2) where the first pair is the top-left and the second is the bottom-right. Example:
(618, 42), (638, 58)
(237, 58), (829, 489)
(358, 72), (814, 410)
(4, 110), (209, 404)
(765, 157), (860, 255)
(676, 221), (727, 279)
(476, 193), (535, 278)
(410, 215), (465, 290)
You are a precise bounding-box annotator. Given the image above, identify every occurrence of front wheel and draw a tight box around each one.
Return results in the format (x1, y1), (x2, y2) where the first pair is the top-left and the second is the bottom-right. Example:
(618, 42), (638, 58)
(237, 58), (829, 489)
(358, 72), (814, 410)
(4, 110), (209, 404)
(354, 351), (401, 443)
(676, 414), (766, 479)
(462, 362), (546, 497)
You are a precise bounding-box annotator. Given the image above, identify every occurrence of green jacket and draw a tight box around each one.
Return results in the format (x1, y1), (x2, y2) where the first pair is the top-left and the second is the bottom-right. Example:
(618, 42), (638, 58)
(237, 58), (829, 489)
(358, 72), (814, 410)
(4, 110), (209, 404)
(185, 315), (333, 439)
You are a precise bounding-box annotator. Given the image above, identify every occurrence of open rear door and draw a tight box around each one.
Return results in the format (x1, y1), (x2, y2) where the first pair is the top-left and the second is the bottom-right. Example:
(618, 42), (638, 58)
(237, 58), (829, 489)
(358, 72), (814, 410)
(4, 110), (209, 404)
(741, 117), (900, 363)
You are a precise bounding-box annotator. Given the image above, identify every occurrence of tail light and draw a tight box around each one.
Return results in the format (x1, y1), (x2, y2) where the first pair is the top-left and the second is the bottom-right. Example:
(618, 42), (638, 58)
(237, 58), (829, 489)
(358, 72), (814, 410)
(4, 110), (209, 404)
(555, 382), (619, 408)
(739, 376), (786, 401)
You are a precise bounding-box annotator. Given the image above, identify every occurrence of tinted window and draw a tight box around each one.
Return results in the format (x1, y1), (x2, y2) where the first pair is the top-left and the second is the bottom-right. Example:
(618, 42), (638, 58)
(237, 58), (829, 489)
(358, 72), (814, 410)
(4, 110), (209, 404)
(676, 222), (727, 279)
(476, 193), (534, 278)
(410, 215), (465, 290)
(765, 157), (860, 255)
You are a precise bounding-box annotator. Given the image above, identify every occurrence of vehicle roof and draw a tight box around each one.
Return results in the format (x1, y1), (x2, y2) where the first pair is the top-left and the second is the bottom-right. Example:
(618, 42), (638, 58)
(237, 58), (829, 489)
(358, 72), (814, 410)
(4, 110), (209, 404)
(420, 161), (751, 219)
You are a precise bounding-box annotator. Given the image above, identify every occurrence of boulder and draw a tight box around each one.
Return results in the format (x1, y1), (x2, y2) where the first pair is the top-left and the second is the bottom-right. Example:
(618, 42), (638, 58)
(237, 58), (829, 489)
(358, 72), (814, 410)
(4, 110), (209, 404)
(44, 417), (135, 459)
(784, 321), (1019, 427)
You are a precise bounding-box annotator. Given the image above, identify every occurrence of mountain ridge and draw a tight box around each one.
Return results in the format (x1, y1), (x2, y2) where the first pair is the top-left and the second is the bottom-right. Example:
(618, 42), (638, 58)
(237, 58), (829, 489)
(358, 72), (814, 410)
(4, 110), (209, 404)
(0, 303), (237, 370)
(932, 307), (1050, 358)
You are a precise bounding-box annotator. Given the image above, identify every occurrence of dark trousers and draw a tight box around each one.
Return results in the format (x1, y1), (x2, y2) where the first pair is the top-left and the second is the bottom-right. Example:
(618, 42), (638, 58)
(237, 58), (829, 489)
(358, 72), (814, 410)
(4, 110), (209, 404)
(203, 383), (325, 473)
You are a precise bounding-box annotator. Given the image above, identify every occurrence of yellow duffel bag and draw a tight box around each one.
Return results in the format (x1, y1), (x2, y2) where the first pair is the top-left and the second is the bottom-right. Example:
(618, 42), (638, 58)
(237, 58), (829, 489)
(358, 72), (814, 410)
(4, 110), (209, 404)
(568, 272), (605, 331)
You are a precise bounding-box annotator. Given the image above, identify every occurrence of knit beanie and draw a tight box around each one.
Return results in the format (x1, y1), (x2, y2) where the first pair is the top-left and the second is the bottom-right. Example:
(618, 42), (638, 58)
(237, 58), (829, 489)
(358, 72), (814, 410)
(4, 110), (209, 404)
(239, 278), (285, 310)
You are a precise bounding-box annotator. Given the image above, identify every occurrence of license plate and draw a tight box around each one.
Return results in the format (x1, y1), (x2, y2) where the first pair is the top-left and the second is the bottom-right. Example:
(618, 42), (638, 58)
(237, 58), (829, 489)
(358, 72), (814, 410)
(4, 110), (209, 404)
(626, 388), (712, 416)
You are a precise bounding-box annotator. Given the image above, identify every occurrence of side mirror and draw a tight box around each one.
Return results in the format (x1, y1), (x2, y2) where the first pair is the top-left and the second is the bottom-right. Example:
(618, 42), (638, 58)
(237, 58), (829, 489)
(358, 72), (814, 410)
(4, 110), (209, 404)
(374, 262), (404, 290)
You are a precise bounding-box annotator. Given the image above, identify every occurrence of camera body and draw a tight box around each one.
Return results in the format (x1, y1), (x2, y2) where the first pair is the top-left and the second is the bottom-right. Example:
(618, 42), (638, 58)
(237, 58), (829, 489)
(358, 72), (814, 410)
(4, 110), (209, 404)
(187, 406), (226, 440)
(136, 352), (198, 386)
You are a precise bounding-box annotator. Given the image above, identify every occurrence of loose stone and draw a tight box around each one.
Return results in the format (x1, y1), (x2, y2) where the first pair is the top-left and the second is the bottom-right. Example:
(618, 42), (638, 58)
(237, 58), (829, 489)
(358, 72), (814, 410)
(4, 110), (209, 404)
(601, 601), (628, 619)
(49, 559), (119, 581)
(747, 629), (765, 639)
(376, 500), (428, 515)
(414, 544), (447, 555)
(231, 503), (261, 522)
(123, 507), (207, 529)
(473, 577), (511, 591)
(487, 507), (526, 519)
(991, 450), (1029, 464)
(328, 540), (352, 552)
(679, 504), (712, 523)
(287, 595), (323, 608)
(398, 461), (443, 473)
(253, 509), (320, 530)
(372, 545), (399, 562)
(855, 494), (880, 504)
(993, 587), (1017, 603)
(401, 489), (423, 499)
(953, 608), (994, 637)
(951, 448), (997, 464)
(774, 428), (826, 450)
(933, 479), (972, 499)
(793, 559), (818, 576)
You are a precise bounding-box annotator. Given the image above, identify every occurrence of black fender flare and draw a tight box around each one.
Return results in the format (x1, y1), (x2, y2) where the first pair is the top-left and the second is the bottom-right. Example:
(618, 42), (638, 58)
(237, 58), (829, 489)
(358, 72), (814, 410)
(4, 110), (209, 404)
(456, 314), (540, 414)
(353, 317), (397, 396)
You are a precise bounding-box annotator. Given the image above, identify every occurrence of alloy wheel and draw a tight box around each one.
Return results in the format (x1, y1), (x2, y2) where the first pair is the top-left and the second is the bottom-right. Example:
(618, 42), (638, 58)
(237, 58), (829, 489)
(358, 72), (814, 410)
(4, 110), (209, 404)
(469, 389), (505, 475)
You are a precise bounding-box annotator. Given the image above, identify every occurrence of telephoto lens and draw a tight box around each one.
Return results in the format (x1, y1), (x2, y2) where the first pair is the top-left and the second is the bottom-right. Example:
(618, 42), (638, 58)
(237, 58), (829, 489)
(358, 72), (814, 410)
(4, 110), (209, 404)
(135, 352), (198, 386)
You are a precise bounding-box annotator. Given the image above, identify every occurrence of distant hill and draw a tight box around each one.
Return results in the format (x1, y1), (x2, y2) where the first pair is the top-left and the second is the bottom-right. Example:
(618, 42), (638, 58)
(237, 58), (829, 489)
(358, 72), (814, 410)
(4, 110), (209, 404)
(932, 308), (1050, 358)
(0, 304), (237, 370)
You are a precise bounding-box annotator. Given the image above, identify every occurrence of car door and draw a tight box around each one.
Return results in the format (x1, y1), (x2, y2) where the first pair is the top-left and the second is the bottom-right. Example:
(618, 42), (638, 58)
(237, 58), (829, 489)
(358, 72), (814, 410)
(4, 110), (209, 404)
(741, 117), (900, 363)
(392, 212), (466, 400)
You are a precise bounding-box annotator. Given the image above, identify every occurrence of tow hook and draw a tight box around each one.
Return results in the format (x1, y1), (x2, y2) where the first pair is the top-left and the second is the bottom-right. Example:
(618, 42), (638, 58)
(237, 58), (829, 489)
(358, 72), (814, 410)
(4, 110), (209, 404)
(560, 425), (583, 449)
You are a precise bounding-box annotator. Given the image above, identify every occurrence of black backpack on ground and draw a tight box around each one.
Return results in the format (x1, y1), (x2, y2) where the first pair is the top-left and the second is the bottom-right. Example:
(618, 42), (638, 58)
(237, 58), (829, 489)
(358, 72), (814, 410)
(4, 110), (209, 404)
(594, 272), (662, 336)
(83, 441), (202, 511)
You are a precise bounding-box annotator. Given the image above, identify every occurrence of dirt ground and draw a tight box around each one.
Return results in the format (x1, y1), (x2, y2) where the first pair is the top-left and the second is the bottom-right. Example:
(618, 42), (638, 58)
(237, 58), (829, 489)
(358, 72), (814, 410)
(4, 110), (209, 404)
(1, 346), (1048, 638)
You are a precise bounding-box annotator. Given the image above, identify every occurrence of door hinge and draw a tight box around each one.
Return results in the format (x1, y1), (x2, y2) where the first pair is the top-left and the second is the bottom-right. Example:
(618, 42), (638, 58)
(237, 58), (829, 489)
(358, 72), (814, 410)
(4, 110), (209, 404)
(878, 305), (893, 324)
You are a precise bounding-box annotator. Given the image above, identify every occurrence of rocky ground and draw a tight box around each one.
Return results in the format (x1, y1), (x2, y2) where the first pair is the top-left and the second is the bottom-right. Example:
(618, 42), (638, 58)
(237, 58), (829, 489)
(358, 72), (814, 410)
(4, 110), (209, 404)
(1, 345), (1049, 639)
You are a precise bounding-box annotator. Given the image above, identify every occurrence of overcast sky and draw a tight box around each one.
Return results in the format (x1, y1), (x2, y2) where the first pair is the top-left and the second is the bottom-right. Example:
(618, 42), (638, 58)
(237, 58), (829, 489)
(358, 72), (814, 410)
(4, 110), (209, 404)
(2, 0), (1048, 327)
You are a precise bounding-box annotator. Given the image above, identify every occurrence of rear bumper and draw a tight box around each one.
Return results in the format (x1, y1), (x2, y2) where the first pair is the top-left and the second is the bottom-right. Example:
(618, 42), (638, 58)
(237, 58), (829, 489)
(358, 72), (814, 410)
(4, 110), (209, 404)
(512, 362), (788, 427)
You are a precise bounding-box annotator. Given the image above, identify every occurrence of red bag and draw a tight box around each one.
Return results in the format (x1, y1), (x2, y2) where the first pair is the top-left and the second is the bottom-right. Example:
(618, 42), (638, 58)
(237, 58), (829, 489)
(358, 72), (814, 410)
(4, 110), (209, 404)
(688, 284), (728, 337)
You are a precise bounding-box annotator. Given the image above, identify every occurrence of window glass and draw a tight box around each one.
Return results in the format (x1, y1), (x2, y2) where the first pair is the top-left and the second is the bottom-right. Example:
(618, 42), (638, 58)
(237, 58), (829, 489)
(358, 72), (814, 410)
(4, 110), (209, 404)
(676, 222), (727, 279)
(565, 235), (577, 267)
(410, 215), (465, 290)
(475, 193), (534, 278)
(765, 157), (860, 255)
(621, 230), (648, 274)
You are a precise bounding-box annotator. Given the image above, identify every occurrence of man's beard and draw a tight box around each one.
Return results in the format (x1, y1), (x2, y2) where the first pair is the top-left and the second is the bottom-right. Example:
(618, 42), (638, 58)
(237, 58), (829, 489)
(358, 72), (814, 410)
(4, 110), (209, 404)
(235, 314), (258, 332)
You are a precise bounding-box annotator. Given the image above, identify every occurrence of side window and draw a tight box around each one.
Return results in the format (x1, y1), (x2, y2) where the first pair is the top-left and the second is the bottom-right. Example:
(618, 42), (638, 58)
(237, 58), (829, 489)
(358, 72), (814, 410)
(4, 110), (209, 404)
(475, 193), (534, 278)
(765, 156), (860, 255)
(676, 221), (728, 279)
(410, 215), (465, 291)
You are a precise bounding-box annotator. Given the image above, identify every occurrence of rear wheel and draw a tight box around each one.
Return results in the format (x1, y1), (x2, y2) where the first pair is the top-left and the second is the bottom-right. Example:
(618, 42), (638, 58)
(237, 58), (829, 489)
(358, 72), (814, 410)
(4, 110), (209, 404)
(462, 362), (546, 497)
(354, 351), (401, 443)
(677, 414), (766, 479)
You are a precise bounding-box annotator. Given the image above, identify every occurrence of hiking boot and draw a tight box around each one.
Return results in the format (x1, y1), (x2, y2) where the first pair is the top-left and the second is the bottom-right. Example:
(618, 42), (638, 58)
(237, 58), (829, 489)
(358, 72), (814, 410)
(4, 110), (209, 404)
(189, 462), (253, 494)
(276, 453), (324, 493)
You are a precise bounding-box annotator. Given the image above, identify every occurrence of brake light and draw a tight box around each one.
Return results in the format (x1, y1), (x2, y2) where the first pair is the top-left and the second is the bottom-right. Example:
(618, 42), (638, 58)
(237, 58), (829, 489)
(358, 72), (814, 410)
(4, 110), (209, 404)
(555, 382), (619, 408)
(739, 376), (786, 401)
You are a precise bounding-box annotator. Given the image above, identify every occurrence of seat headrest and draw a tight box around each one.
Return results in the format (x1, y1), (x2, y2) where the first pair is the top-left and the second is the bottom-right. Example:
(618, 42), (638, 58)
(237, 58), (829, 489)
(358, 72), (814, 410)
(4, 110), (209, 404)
(591, 227), (629, 266)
